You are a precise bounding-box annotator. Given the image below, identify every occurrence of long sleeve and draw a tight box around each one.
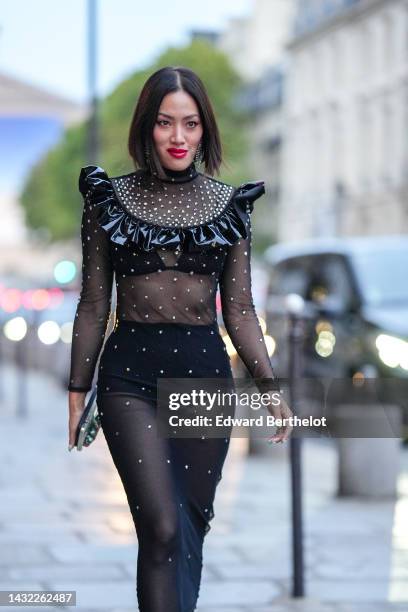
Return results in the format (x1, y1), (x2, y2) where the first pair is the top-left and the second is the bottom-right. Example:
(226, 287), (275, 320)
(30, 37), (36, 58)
(68, 168), (114, 392)
(219, 183), (280, 394)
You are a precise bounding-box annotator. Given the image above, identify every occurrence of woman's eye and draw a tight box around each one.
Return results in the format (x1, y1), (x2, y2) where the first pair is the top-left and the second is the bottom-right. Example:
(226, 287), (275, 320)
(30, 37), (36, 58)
(156, 119), (199, 127)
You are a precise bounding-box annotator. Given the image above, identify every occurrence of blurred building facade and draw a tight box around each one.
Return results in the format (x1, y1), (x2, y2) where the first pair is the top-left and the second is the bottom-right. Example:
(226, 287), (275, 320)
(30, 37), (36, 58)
(218, 0), (296, 82)
(0, 72), (85, 277)
(217, 0), (296, 242)
(280, 0), (408, 241)
(235, 67), (284, 242)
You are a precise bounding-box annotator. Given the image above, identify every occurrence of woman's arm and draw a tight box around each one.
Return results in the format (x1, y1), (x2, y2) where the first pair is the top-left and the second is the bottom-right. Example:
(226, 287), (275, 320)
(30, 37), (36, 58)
(67, 181), (114, 392)
(219, 219), (293, 444)
(219, 214), (280, 394)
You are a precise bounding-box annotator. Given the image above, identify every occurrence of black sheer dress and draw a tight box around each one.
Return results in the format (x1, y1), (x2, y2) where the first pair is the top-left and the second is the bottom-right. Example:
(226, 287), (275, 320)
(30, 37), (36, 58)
(68, 161), (279, 611)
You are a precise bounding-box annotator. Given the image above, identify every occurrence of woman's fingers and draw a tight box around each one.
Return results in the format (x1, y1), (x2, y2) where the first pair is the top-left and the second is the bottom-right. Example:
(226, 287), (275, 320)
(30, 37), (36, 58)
(68, 408), (83, 450)
(68, 392), (86, 451)
(68, 409), (82, 449)
(267, 394), (293, 444)
(268, 425), (288, 443)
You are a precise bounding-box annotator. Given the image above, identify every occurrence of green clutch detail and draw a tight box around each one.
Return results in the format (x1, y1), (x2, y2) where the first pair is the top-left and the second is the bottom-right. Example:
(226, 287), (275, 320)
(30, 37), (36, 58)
(75, 387), (101, 451)
(83, 411), (101, 447)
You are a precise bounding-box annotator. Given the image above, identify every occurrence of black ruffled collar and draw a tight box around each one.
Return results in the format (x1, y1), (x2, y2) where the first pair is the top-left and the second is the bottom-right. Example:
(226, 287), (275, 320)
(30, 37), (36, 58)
(78, 165), (265, 253)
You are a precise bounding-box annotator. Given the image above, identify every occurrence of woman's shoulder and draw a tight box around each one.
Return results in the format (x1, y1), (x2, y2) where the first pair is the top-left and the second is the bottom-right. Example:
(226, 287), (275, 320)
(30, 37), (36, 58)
(78, 165), (111, 198)
(199, 171), (266, 214)
(79, 165), (143, 196)
(232, 179), (265, 214)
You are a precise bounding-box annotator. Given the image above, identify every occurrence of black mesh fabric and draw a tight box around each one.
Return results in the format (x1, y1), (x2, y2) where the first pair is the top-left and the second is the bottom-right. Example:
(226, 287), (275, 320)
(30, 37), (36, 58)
(68, 162), (280, 611)
(68, 163), (279, 394)
(97, 393), (231, 611)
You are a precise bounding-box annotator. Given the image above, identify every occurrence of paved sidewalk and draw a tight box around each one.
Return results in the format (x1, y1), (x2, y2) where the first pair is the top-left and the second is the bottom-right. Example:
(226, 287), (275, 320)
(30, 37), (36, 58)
(0, 365), (408, 611)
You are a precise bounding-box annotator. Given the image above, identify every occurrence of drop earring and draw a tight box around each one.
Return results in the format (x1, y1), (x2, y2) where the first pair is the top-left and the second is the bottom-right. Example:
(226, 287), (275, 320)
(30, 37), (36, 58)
(194, 141), (203, 164)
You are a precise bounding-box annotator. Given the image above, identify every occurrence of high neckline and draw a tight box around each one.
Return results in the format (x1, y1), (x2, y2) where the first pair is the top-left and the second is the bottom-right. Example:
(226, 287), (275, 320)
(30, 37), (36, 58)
(152, 161), (198, 184)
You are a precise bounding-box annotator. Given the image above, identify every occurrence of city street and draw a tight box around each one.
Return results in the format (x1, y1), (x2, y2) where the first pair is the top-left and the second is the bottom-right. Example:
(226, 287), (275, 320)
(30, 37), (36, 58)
(1, 365), (408, 611)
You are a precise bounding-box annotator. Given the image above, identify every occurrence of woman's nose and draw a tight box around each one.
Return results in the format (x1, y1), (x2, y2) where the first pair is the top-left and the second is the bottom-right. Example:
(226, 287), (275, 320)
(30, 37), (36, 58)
(170, 124), (185, 144)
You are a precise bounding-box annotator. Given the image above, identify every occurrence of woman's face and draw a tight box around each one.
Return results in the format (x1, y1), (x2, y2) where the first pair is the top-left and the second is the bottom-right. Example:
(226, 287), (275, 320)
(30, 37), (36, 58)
(152, 90), (203, 171)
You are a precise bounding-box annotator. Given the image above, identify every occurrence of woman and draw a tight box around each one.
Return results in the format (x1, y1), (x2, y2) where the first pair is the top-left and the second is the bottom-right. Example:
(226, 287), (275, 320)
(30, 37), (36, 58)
(68, 66), (292, 611)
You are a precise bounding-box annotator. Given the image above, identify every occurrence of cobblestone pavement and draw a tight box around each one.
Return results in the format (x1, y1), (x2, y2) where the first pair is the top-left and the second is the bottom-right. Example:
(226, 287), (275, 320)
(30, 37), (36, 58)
(0, 366), (407, 611)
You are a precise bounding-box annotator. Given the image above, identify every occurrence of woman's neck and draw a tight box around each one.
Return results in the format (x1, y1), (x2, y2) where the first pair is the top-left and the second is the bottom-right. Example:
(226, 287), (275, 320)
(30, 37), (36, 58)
(155, 161), (198, 183)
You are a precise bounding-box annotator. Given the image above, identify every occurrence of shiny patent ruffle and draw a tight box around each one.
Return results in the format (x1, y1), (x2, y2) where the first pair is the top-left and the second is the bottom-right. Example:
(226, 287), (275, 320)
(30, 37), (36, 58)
(78, 165), (265, 253)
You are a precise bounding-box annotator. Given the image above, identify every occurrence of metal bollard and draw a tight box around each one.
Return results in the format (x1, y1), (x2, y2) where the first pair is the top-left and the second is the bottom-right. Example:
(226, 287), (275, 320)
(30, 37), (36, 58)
(285, 294), (306, 598)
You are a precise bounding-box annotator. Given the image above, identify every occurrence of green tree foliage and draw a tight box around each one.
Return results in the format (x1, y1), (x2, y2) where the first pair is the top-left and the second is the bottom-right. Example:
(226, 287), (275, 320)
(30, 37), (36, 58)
(20, 39), (251, 242)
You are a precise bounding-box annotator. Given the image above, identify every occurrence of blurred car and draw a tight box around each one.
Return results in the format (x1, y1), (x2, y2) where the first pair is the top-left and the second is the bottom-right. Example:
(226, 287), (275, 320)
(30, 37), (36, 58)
(0, 285), (80, 386)
(264, 236), (408, 430)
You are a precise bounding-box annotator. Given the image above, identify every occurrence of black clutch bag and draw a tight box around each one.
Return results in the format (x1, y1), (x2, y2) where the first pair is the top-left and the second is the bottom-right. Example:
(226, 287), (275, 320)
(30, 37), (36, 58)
(74, 387), (101, 451)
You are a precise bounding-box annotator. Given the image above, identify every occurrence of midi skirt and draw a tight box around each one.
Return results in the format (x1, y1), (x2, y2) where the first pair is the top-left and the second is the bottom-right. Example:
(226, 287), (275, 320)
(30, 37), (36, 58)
(95, 320), (235, 612)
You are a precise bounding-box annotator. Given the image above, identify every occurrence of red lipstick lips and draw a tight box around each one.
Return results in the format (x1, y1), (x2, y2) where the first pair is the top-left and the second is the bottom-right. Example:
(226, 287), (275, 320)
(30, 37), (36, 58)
(167, 148), (188, 159)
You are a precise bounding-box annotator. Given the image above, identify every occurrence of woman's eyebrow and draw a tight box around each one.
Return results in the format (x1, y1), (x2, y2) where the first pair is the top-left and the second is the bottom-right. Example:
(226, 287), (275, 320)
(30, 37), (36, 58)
(158, 112), (199, 119)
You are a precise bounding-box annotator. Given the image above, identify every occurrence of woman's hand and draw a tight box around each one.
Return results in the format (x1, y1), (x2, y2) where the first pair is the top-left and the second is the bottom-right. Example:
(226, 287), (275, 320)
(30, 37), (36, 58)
(68, 391), (86, 451)
(265, 390), (293, 444)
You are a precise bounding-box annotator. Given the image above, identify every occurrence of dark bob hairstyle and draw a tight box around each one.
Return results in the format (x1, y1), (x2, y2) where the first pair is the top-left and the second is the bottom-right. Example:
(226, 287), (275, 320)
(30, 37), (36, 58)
(128, 66), (223, 179)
